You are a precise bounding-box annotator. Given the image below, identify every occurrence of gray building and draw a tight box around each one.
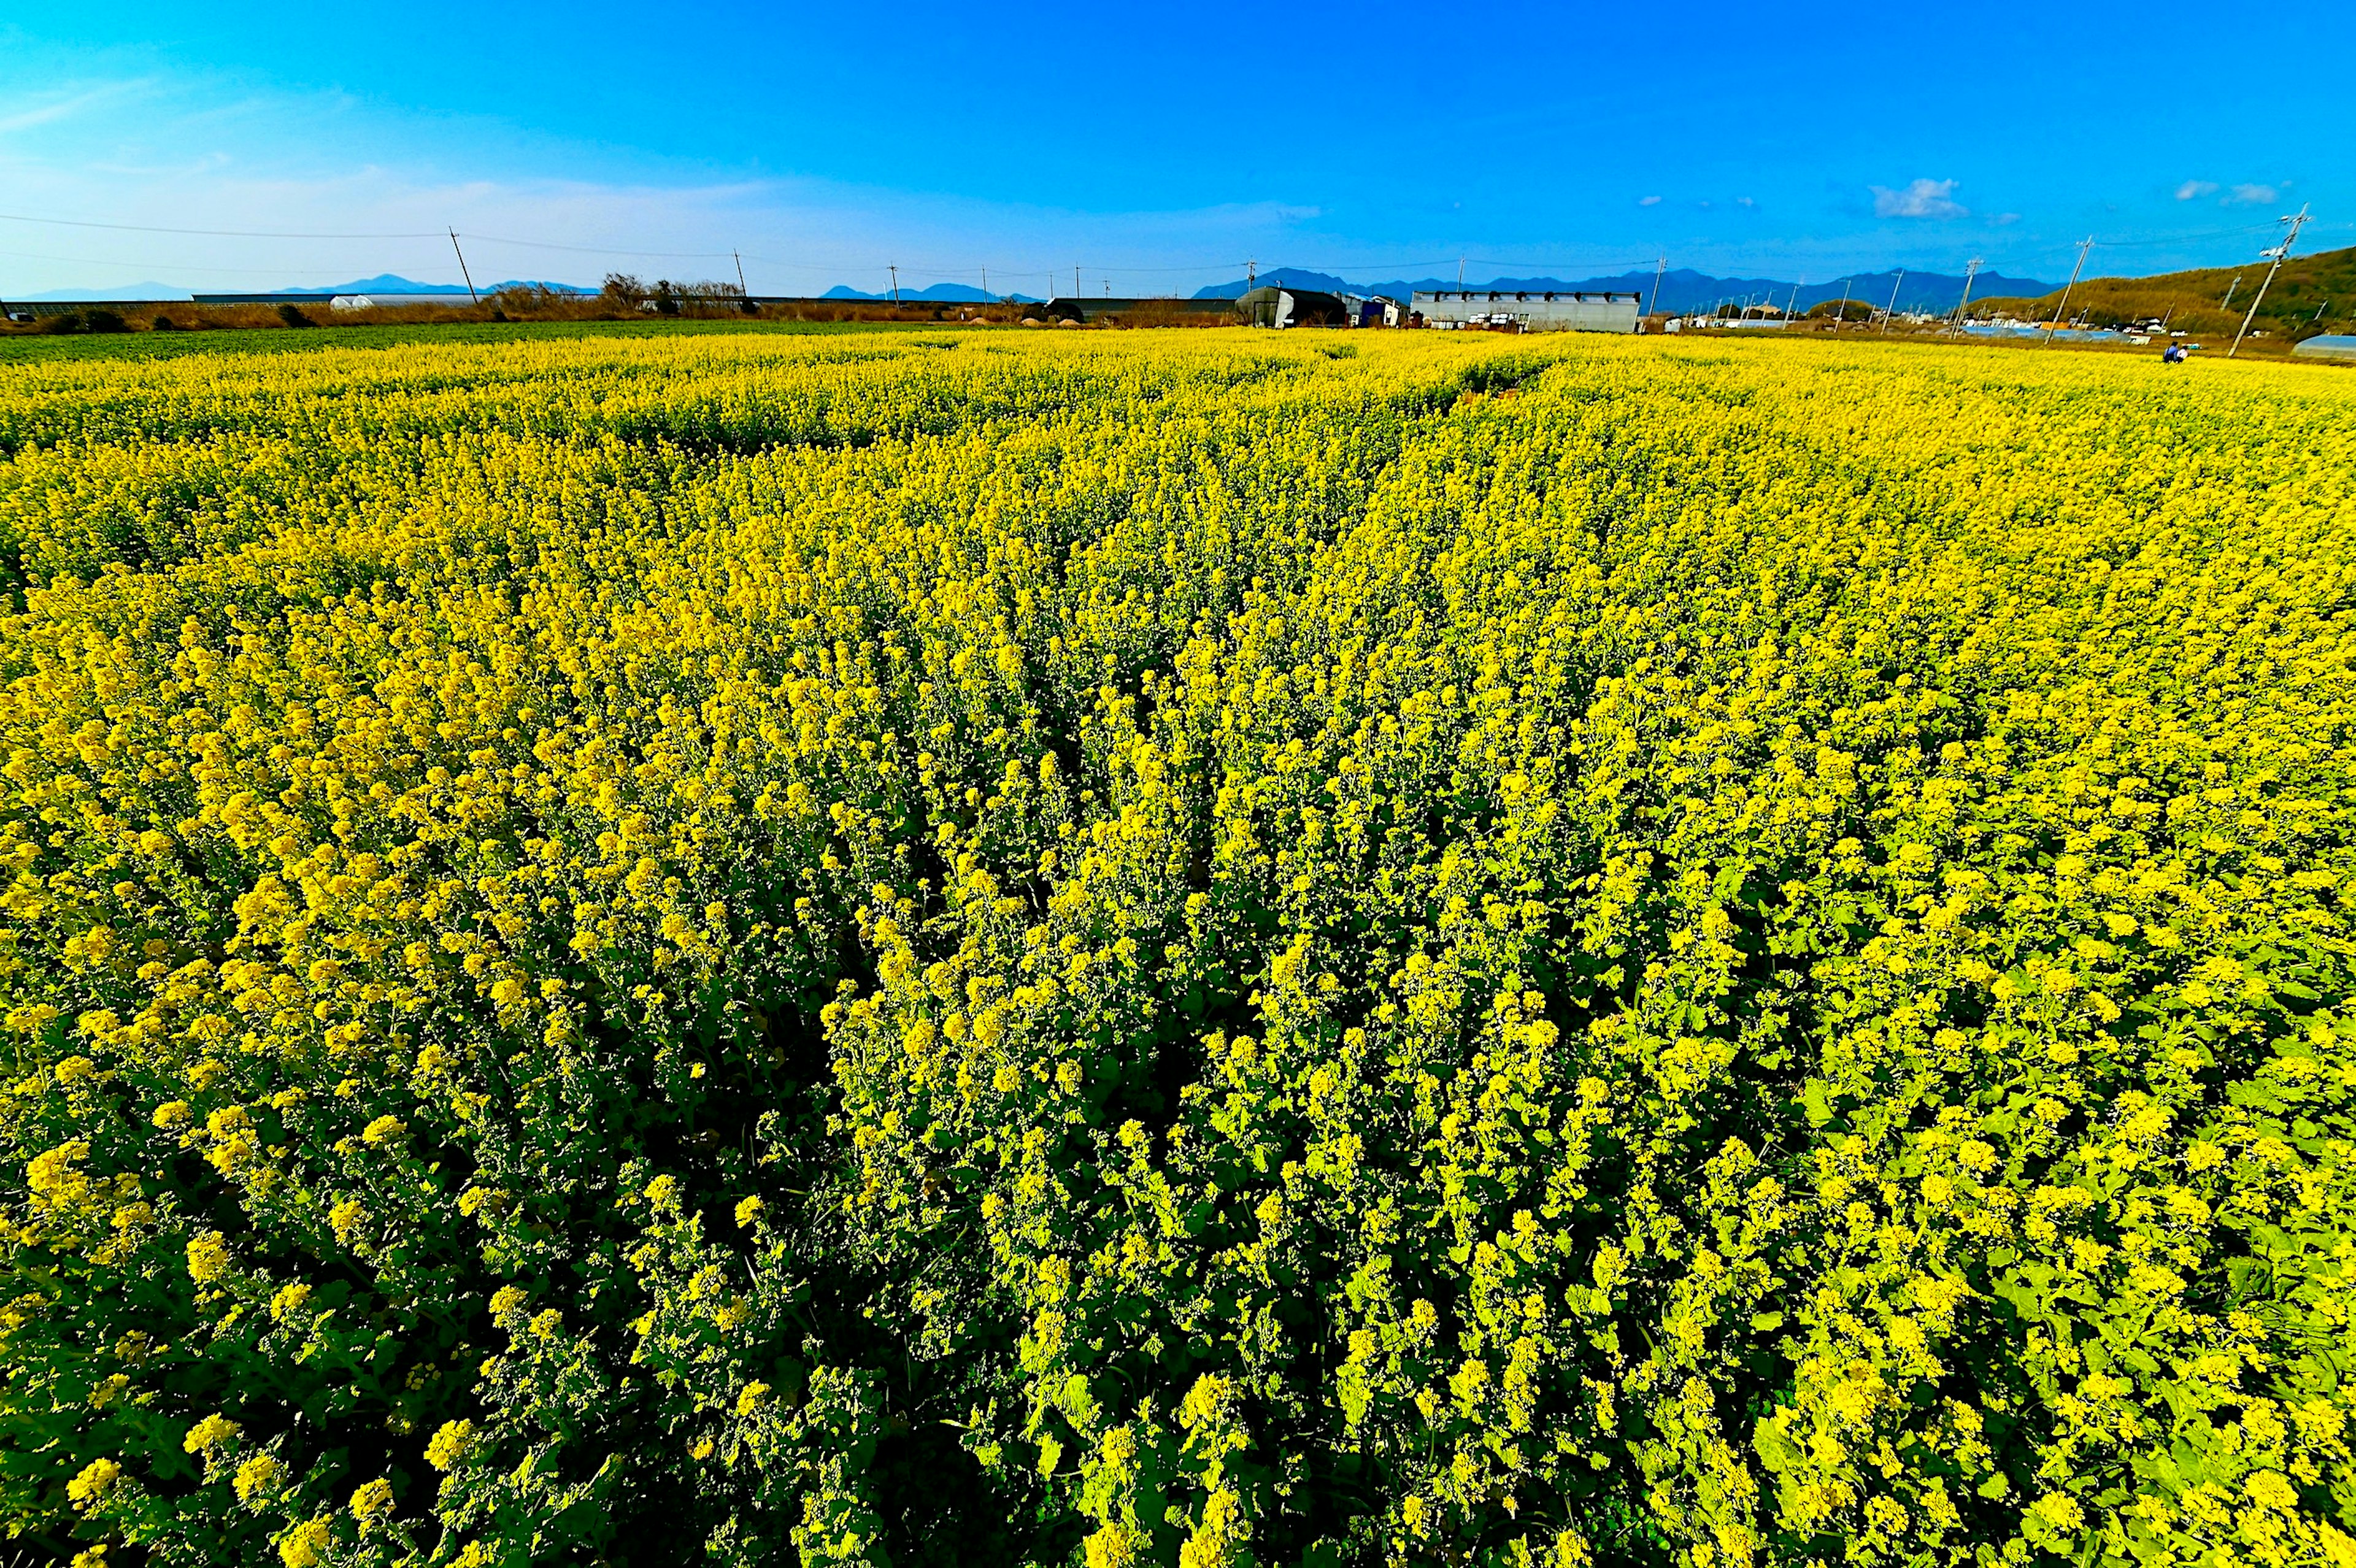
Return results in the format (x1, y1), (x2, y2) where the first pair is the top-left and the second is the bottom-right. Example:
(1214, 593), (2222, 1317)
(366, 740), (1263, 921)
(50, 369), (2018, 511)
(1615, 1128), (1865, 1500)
(1238, 285), (1350, 328)
(1414, 288), (1641, 333)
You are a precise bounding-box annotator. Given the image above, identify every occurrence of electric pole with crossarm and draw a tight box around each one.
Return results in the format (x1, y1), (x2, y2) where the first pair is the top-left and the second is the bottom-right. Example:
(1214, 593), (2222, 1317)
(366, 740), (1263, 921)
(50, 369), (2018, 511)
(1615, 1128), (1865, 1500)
(2231, 204), (2312, 358)
(2045, 236), (2094, 345)
(1949, 258), (1983, 332)
(448, 230), (478, 304)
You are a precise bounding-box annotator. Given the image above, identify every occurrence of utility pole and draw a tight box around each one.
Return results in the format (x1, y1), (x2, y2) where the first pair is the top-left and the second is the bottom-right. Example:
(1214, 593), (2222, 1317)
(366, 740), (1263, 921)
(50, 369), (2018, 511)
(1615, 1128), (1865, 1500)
(1648, 253), (1667, 320)
(2222, 274), (2242, 309)
(2231, 203), (2312, 358)
(1457, 258), (1466, 291)
(1784, 279), (1802, 321)
(1833, 277), (1852, 329)
(448, 230), (478, 304)
(2044, 236), (2095, 346)
(981, 264), (989, 299)
(1246, 258), (1257, 290)
(734, 251), (747, 297)
(1949, 258), (1984, 332)
(888, 264), (900, 304)
(1074, 264), (1082, 301)
(1881, 269), (1905, 332)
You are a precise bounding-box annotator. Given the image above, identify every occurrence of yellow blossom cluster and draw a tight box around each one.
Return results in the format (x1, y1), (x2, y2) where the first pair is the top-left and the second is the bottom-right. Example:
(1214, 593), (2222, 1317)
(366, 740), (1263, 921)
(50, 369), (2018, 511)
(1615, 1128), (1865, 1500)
(1, 324), (2353, 1568)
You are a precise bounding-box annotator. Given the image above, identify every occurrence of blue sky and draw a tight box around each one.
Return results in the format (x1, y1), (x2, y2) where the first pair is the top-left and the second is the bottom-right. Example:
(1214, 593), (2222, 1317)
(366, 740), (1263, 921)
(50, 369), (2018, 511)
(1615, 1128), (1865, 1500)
(1, 1), (2347, 298)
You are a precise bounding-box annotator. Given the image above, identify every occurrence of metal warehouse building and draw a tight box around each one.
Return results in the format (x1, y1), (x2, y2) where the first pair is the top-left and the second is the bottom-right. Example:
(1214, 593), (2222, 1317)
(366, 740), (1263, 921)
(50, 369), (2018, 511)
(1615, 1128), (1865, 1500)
(1237, 285), (1352, 328)
(1414, 289), (1641, 333)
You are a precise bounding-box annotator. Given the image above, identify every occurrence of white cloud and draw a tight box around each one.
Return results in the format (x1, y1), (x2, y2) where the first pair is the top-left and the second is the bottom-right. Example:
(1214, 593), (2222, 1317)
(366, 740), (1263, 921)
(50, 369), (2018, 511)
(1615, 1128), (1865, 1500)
(0, 81), (147, 136)
(1993, 212), (2020, 226)
(1638, 194), (1661, 206)
(2227, 183), (2278, 205)
(1736, 196), (1755, 208)
(1871, 178), (1966, 219)
(2176, 180), (2218, 200)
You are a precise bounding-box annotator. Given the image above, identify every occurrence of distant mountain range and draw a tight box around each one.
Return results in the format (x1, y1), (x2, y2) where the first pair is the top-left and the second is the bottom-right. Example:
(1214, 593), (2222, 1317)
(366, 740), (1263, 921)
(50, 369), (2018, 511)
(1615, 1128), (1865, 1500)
(15, 282), (196, 302)
(288, 275), (588, 296)
(1193, 266), (2054, 315)
(821, 282), (1044, 303)
(14, 274), (587, 302)
(14, 266), (2054, 315)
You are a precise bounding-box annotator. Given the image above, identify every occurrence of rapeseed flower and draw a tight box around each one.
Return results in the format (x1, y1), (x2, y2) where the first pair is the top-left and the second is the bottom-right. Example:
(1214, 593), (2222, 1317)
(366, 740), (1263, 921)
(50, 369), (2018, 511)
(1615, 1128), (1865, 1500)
(2, 325), (2352, 1568)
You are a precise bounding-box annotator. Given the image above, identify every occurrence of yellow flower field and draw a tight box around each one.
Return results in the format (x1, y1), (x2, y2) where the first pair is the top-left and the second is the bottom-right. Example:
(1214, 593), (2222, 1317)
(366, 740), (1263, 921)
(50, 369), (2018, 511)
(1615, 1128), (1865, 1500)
(2, 326), (2354, 1568)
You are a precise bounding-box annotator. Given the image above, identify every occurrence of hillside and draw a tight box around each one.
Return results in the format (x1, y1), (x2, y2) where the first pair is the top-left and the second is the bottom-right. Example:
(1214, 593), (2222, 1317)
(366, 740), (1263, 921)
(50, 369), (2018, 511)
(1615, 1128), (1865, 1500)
(1974, 242), (2356, 339)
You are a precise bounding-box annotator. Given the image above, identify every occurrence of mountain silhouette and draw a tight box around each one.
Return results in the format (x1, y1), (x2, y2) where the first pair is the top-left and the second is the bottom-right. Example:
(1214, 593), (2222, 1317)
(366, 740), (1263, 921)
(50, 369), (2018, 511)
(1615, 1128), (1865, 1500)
(1190, 265), (2050, 315)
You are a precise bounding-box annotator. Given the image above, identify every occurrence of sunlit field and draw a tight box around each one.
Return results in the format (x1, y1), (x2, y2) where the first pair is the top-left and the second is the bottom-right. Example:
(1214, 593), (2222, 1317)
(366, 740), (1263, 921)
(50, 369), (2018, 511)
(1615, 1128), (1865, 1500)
(4, 328), (2354, 1568)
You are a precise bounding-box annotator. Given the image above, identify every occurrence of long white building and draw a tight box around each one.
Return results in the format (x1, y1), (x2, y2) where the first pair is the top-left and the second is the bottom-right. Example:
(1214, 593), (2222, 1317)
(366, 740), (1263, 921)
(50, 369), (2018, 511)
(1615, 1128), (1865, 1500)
(1413, 288), (1641, 332)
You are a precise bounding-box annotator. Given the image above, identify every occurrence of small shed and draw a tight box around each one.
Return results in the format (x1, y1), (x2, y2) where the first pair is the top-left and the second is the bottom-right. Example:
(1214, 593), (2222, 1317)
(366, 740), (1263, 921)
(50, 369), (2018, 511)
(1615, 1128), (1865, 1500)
(2292, 334), (2356, 363)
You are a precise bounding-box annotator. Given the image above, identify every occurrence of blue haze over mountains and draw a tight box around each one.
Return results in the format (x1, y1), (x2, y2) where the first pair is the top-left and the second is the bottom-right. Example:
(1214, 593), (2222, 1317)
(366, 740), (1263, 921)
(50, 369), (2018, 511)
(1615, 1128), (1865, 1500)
(823, 267), (2054, 309)
(1188, 266), (2054, 313)
(26, 267), (2054, 311)
(20, 274), (580, 301)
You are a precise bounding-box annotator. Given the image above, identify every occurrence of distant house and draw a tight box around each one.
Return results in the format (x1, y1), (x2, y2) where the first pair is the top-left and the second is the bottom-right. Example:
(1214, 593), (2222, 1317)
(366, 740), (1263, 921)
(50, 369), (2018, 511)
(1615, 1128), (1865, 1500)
(2292, 334), (2356, 363)
(1412, 289), (1640, 333)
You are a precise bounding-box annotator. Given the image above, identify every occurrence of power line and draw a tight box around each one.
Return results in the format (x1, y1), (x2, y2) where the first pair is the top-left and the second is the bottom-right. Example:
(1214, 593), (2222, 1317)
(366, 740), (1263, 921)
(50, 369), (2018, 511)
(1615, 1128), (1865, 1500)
(2080, 220), (2285, 248)
(0, 244), (441, 278)
(460, 233), (749, 261)
(1, 207), (2336, 307)
(0, 212), (444, 240)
